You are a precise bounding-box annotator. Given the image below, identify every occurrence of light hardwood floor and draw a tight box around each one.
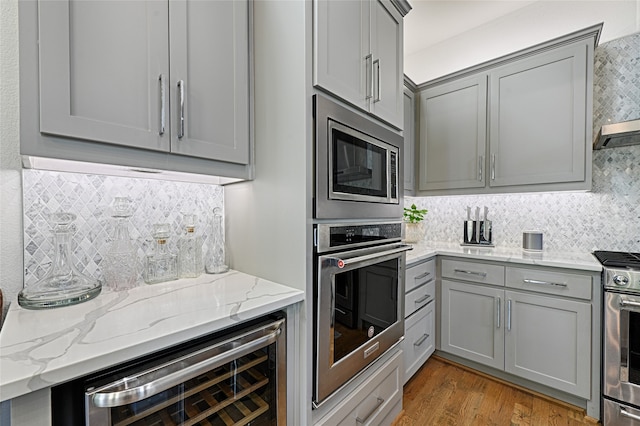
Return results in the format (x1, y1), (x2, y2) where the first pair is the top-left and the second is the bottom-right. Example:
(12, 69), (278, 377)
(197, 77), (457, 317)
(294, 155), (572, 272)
(392, 356), (600, 425)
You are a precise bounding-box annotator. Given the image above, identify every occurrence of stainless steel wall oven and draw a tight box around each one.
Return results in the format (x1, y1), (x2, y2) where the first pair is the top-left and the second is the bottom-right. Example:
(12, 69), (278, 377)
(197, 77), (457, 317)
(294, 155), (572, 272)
(51, 314), (286, 426)
(313, 222), (410, 406)
(314, 94), (403, 220)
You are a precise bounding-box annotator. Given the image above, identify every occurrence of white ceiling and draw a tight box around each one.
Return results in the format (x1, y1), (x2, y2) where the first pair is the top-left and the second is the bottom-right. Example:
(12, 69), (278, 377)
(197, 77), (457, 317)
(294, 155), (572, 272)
(404, 0), (537, 57)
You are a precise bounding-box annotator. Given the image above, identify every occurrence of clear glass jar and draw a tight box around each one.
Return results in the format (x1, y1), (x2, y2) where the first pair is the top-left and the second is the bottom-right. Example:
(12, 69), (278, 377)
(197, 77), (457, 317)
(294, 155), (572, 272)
(178, 213), (203, 278)
(144, 223), (178, 284)
(104, 197), (138, 290)
(205, 207), (229, 274)
(18, 212), (102, 309)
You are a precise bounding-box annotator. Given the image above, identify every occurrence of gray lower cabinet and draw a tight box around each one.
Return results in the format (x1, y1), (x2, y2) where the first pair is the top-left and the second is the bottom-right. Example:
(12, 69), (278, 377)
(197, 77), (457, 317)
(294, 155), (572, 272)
(416, 25), (600, 195)
(21, 0), (251, 178)
(439, 258), (594, 400)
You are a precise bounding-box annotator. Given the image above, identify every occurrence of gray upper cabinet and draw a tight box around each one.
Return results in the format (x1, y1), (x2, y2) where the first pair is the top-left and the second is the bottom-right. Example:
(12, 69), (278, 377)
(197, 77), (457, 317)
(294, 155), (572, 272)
(23, 0), (252, 179)
(418, 74), (487, 191)
(488, 43), (587, 188)
(314, 0), (405, 129)
(415, 25), (600, 195)
(403, 87), (415, 193)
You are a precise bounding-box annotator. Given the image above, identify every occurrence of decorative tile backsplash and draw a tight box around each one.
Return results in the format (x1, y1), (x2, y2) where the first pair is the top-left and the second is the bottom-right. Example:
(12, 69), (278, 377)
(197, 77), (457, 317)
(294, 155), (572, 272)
(408, 31), (640, 253)
(22, 170), (224, 287)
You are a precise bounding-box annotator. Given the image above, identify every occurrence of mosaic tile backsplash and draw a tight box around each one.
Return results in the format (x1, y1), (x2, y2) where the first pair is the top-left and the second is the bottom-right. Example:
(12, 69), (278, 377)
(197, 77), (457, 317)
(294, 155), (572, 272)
(22, 170), (224, 288)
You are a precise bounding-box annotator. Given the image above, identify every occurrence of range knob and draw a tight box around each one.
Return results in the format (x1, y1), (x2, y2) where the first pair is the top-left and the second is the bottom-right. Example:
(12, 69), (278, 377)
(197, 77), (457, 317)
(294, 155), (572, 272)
(613, 274), (630, 286)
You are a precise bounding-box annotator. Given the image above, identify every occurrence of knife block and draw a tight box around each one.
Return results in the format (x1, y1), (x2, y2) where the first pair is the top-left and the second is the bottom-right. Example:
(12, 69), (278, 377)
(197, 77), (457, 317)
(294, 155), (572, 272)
(463, 220), (493, 245)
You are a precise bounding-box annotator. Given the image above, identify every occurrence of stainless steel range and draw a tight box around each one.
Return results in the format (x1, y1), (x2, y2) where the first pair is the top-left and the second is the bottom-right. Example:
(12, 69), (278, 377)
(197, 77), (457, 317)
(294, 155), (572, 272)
(594, 251), (640, 425)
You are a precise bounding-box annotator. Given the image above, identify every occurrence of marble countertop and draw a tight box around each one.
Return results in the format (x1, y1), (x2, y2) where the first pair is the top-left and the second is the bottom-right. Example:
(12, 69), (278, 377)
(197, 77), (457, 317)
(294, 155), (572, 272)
(0, 270), (304, 402)
(406, 242), (602, 272)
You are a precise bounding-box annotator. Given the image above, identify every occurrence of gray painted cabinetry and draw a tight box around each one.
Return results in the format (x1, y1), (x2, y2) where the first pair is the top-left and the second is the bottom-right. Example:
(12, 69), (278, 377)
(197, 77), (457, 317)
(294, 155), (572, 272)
(416, 25), (600, 195)
(440, 257), (594, 400)
(20, 0), (252, 180)
(403, 85), (416, 193)
(314, 0), (405, 129)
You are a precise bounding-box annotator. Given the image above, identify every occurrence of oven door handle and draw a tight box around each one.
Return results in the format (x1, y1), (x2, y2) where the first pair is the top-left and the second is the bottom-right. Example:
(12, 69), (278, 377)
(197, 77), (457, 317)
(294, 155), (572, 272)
(88, 319), (284, 408)
(327, 244), (413, 268)
(620, 407), (640, 421)
(619, 298), (640, 311)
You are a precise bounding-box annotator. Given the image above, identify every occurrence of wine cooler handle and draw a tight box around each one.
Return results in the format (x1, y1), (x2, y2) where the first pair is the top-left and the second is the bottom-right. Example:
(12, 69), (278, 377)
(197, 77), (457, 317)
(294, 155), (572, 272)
(89, 319), (284, 408)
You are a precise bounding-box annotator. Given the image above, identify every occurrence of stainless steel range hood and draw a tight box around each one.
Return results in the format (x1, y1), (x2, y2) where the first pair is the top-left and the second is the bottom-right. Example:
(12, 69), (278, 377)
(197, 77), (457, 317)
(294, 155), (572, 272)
(594, 119), (640, 149)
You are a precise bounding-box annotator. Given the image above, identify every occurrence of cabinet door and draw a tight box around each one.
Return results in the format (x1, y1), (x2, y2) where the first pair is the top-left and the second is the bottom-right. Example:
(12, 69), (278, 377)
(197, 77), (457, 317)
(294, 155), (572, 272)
(169, 0), (250, 164)
(504, 291), (591, 398)
(403, 302), (435, 384)
(38, 0), (170, 152)
(488, 43), (588, 187)
(403, 88), (415, 193)
(418, 74), (487, 191)
(369, 0), (404, 129)
(314, 0), (369, 112)
(441, 280), (504, 369)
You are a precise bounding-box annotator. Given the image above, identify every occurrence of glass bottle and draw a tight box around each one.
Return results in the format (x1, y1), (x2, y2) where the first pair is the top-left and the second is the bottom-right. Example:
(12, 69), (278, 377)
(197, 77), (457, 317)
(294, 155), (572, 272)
(144, 223), (178, 284)
(178, 213), (203, 278)
(104, 197), (138, 290)
(18, 212), (102, 309)
(205, 207), (229, 274)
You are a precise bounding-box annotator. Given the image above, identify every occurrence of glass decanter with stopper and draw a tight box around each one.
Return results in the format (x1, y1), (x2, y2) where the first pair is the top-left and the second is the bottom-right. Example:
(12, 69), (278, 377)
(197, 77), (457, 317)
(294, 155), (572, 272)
(178, 213), (203, 278)
(205, 207), (229, 274)
(18, 212), (102, 309)
(104, 197), (138, 290)
(144, 223), (178, 284)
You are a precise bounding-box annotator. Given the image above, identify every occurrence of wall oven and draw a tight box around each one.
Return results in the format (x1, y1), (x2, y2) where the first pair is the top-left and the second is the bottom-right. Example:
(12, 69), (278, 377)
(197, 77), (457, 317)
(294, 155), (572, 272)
(313, 222), (410, 406)
(595, 251), (640, 424)
(52, 315), (286, 425)
(314, 94), (403, 220)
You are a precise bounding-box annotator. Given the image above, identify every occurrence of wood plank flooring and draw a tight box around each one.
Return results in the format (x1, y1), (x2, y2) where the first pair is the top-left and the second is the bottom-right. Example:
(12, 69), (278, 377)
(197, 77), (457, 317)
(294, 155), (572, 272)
(392, 356), (599, 426)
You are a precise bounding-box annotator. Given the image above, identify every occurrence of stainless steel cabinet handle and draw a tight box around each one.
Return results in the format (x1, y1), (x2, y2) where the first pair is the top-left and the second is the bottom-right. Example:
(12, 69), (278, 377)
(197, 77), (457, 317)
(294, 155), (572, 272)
(414, 333), (429, 347)
(496, 297), (501, 329)
(365, 54), (373, 100)
(325, 244), (412, 268)
(523, 279), (567, 288)
(415, 272), (431, 280)
(491, 154), (496, 180)
(177, 79), (185, 139)
(507, 299), (512, 332)
(356, 397), (384, 424)
(158, 74), (166, 135)
(478, 156), (483, 181)
(90, 319), (284, 408)
(620, 407), (640, 421)
(415, 294), (431, 304)
(454, 269), (487, 278)
(335, 307), (347, 315)
(373, 58), (381, 103)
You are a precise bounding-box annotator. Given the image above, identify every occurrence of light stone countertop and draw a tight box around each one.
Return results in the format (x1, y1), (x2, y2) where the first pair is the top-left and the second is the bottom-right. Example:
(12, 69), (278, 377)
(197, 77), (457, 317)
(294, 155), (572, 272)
(406, 242), (602, 272)
(0, 270), (304, 402)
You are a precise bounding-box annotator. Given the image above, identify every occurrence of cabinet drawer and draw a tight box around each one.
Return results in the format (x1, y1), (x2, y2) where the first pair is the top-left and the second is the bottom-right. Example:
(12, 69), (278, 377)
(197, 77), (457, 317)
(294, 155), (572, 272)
(405, 280), (435, 318)
(315, 351), (403, 426)
(403, 302), (435, 384)
(506, 267), (592, 300)
(442, 258), (505, 286)
(406, 258), (435, 293)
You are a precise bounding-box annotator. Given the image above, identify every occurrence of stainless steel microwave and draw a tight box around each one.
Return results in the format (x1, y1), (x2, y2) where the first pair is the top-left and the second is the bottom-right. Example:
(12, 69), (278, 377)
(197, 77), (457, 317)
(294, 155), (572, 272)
(314, 94), (403, 220)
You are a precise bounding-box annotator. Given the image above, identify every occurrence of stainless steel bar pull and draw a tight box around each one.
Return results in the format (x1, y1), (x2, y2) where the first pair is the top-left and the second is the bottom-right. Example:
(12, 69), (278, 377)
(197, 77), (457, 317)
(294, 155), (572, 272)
(414, 334), (429, 347)
(177, 80), (185, 139)
(373, 58), (381, 103)
(356, 397), (384, 424)
(478, 156), (483, 181)
(454, 269), (487, 278)
(365, 54), (373, 100)
(496, 297), (501, 329)
(523, 278), (567, 288)
(507, 299), (512, 331)
(415, 294), (431, 304)
(415, 272), (431, 280)
(158, 74), (166, 136)
(491, 154), (496, 180)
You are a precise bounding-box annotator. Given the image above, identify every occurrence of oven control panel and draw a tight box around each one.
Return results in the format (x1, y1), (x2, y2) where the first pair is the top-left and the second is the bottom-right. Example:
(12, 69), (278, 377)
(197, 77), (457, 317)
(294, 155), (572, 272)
(315, 222), (402, 253)
(605, 268), (640, 293)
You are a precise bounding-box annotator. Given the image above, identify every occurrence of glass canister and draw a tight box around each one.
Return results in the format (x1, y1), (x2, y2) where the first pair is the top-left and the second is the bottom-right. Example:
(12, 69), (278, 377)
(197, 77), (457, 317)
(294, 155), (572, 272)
(178, 213), (203, 278)
(144, 223), (178, 284)
(18, 212), (102, 309)
(104, 197), (138, 290)
(205, 207), (229, 274)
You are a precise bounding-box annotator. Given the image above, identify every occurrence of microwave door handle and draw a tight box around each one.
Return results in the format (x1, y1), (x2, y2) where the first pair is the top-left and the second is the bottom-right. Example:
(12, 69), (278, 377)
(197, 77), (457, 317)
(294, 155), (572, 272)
(327, 244), (412, 268)
(89, 319), (284, 408)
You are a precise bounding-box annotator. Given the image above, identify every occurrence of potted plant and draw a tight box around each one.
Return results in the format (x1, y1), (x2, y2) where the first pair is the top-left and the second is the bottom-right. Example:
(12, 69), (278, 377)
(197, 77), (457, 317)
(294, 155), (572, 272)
(403, 203), (428, 243)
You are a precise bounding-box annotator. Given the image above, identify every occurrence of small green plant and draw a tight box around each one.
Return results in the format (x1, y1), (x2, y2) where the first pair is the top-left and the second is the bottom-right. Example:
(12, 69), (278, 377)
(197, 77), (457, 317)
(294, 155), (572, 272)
(403, 204), (428, 223)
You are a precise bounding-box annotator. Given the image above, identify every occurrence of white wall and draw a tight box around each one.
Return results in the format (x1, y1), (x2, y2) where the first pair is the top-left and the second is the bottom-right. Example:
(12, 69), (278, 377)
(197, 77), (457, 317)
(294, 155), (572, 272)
(0, 0), (22, 323)
(405, 0), (640, 84)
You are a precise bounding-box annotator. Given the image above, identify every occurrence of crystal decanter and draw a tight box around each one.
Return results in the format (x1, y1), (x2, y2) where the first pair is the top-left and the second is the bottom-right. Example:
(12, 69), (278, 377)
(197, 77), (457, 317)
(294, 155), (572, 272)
(205, 207), (229, 274)
(18, 212), (102, 309)
(178, 213), (203, 278)
(104, 197), (138, 290)
(144, 223), (178, 284)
